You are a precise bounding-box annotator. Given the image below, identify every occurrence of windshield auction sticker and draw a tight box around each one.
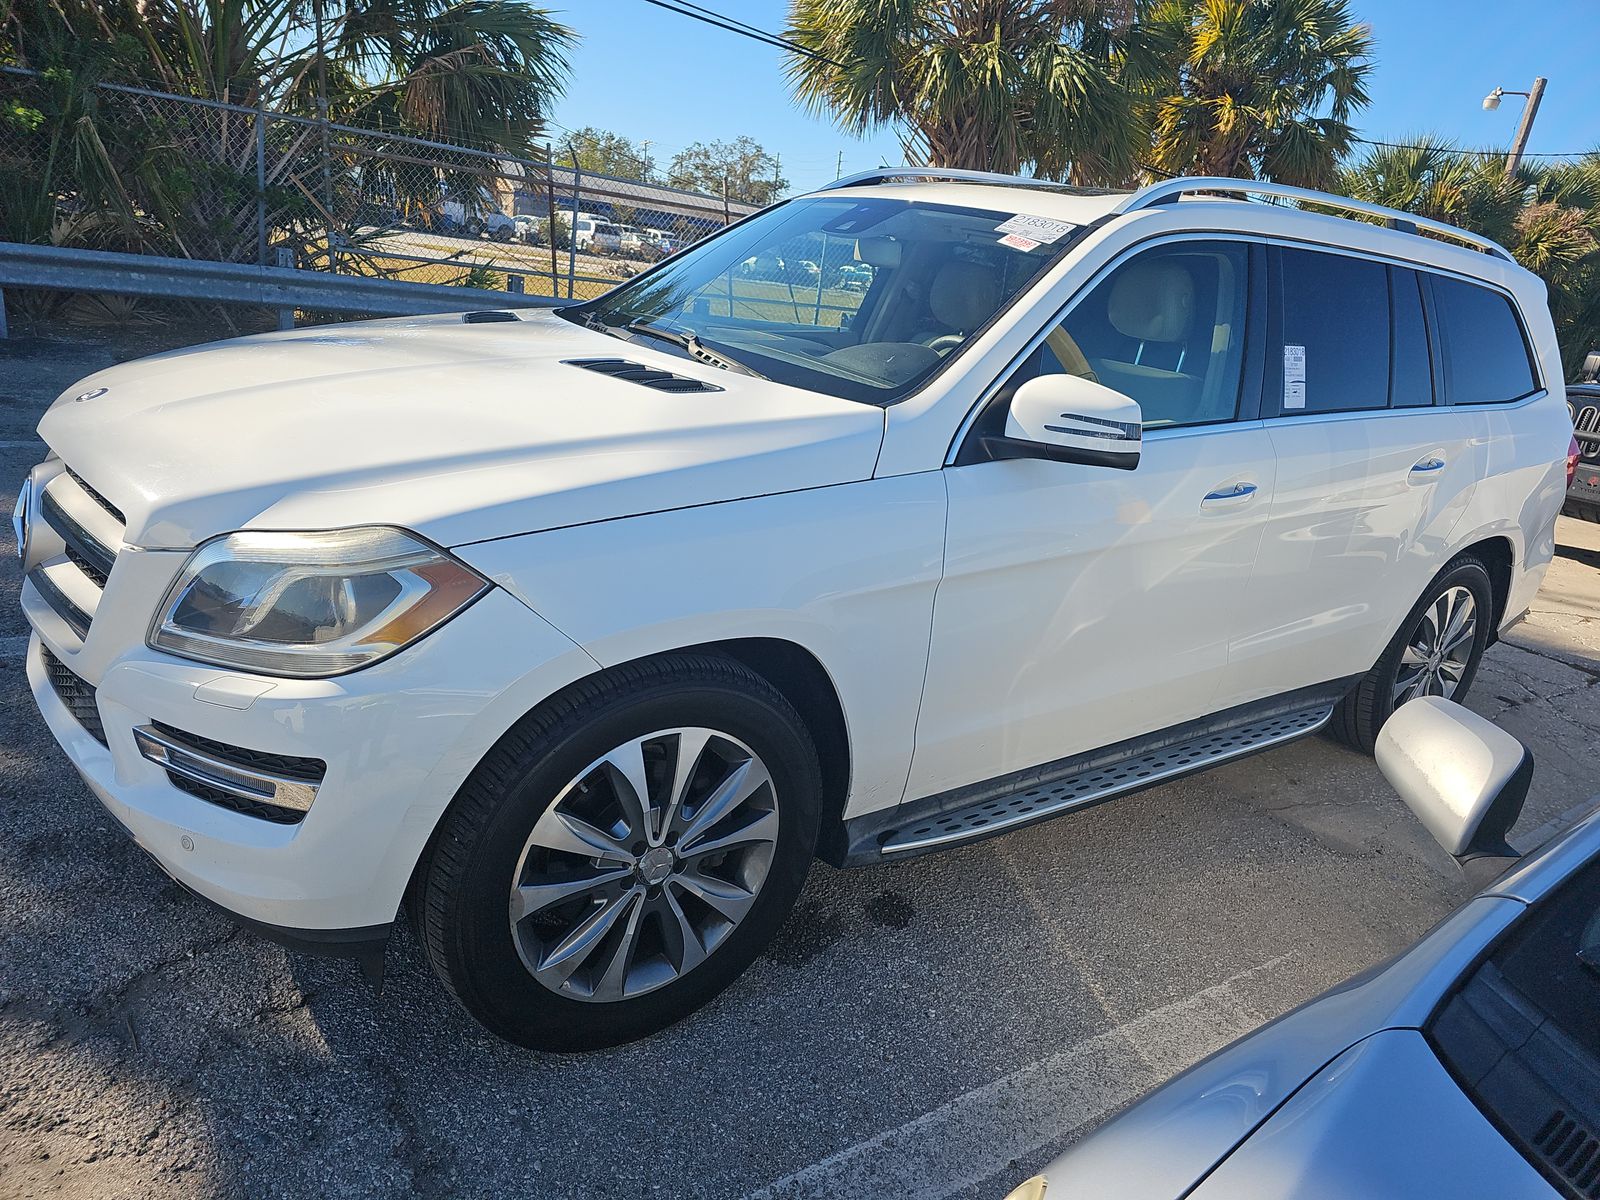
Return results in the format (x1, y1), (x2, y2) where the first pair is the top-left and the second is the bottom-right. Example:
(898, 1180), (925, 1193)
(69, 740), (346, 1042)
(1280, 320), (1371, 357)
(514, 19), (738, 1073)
(998, 232), (1042, 251)
(994, 214), (1077, 244)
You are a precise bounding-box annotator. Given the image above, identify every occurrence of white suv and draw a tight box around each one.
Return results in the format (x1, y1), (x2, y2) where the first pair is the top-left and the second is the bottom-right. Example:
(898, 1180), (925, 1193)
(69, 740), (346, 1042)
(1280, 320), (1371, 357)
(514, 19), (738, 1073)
(17, 171), (1571, 1050)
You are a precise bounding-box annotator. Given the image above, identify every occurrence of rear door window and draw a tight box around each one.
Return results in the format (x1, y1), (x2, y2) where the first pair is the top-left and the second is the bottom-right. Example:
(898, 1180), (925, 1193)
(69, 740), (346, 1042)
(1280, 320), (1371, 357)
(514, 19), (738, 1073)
(1430, 275), (1540, 404)
(1276, 247), (1390, 414)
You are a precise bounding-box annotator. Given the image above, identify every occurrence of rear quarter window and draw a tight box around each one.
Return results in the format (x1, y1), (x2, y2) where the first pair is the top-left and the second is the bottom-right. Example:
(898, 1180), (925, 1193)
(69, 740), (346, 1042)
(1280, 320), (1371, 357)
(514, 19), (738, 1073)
(1430, 275), (1539, 404)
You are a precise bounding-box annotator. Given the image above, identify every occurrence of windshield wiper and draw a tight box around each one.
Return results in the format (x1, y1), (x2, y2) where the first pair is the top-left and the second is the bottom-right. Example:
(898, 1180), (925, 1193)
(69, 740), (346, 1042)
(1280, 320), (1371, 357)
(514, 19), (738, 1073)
(626, 321), (767, 380)
(568, 308), (628, 339)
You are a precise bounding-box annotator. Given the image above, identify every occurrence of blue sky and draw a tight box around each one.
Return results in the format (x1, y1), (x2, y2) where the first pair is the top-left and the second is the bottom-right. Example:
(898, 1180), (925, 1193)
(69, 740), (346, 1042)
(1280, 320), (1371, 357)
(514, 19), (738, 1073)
(550, 1), (1597, 195)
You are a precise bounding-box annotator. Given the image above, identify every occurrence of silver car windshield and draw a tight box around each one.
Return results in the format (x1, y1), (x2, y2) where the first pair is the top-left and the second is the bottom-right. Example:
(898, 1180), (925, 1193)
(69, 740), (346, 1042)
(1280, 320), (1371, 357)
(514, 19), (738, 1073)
(561, 196), (1073, 406)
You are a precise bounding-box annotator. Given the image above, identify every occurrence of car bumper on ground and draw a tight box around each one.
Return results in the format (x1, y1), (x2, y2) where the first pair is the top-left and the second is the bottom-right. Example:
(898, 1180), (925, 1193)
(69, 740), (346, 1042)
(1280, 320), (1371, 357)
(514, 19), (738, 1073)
(22, 578), (594, 943)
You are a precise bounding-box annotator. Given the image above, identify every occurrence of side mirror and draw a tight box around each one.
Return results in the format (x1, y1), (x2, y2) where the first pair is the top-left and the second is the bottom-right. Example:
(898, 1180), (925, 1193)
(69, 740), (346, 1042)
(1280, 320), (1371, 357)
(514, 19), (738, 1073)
(985, 374), (1142, 471)
(1375, 697), (1531, 881)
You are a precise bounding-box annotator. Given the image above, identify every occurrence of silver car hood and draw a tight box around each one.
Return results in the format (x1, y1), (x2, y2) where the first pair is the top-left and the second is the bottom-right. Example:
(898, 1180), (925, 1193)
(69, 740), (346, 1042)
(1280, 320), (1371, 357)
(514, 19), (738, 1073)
(1032, 895), (1524, 1198)
(1038, 808), (1600, 1198)
(1189, 1030), (1554, 1198)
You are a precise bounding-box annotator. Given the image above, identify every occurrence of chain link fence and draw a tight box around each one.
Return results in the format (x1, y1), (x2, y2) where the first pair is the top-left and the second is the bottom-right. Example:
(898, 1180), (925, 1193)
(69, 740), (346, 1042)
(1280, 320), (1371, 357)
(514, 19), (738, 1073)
(0, 65), (754, 309)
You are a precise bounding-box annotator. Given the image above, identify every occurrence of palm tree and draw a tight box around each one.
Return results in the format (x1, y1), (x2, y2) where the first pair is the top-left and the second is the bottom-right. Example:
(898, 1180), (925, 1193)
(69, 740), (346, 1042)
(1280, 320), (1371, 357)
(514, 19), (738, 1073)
(1341, 138), (1600, 378)
(1142, 0), (1373, 187)
(3, 0), (574, 154)
(783, 0), (1152, 184)
(1, 0), (573, 258)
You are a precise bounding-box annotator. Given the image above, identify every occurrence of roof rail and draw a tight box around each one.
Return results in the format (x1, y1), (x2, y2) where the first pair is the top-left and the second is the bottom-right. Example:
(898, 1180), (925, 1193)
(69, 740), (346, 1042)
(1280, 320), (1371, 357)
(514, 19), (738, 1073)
(821, 167), (1122, 196)
(1117, 177), (1514, 261)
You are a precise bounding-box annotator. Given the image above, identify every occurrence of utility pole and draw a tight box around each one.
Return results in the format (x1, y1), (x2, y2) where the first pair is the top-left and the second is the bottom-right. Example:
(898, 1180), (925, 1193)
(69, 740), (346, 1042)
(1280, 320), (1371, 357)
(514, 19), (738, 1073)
(1507, 77), (1547, 175)
(639, 139), (653, 182)
(771, 154), (781, 204)
(1483, 77), (1548, 175)
(834, 149), (843, 180)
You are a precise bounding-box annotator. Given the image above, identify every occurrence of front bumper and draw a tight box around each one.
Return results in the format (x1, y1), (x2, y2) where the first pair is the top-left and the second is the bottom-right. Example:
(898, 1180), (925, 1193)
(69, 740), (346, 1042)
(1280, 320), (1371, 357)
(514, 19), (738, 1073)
(23, 575), (595, 935)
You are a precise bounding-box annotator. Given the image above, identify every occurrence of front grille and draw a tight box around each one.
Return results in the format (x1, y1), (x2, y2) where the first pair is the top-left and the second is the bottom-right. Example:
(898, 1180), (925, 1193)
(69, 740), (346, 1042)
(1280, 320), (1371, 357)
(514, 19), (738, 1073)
(29, 568), (92, 640)
(42, 646), (107, 746)
(1571, 399), (1600, 464)
(29, 464), (128, 640)
(65, 467), (125, 523)
(63, 543), (108, 587)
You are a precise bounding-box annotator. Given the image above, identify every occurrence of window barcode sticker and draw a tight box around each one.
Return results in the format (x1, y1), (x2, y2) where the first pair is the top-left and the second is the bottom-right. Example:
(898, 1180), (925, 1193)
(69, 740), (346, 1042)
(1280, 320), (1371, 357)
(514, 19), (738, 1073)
(994, 214), (1077, 244)
(1283, 344), (1306, 409)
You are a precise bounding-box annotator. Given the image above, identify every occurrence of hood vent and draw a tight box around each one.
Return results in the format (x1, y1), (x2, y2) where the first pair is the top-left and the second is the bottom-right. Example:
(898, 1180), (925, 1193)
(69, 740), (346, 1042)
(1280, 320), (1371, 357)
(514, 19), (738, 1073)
(564, 358), (722, 394)
(462, 310), (520, 324)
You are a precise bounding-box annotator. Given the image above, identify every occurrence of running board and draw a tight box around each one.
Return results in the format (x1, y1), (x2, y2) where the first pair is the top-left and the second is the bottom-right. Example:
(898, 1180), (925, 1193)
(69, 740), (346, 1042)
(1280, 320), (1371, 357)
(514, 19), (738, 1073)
(877, 704), (1333, 857)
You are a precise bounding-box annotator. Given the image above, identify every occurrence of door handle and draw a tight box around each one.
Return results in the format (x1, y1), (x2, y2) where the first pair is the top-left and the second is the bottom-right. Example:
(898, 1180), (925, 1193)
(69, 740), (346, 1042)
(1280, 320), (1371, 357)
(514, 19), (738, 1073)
(1410, 456), (1446, 475)
(1201, 482), (1258, 504)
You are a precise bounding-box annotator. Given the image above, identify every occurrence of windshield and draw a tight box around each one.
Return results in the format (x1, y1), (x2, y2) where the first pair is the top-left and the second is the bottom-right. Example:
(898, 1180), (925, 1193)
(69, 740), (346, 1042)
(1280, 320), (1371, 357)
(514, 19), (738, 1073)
(561, 196), (1073, 406)
(1428, 856), (1600, 1194)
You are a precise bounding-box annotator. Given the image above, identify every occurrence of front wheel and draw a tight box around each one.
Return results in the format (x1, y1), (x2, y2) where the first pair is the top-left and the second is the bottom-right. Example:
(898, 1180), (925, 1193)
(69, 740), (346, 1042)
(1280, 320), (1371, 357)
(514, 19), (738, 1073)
(1330, 556), (1496, 753)
(415, 654), (821, 1051)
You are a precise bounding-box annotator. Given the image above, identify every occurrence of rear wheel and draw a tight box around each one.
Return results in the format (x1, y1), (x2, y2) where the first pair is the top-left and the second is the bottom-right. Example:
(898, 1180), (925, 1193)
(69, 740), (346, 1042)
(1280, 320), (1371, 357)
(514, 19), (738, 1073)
(416, 654), (821, 1050)
(1331, 556), (1495, 753)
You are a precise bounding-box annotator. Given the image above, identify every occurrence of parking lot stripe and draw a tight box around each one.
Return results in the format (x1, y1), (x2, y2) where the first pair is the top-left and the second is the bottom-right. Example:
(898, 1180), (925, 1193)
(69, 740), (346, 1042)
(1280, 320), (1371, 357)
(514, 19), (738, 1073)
(741, 955), (1292, 1200)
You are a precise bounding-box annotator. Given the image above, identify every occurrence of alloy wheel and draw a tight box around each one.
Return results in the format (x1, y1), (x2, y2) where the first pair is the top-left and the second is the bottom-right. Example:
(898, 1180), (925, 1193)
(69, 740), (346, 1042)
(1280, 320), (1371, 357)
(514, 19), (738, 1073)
(1392, 585), (1478, 705)
(508, 728), (780, 1002)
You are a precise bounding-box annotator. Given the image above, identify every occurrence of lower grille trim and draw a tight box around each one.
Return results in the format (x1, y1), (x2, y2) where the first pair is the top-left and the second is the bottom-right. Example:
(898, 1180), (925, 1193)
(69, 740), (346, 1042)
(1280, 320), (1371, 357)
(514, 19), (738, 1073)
(41, 646), (107, 746)
(133, 724), (323, 825)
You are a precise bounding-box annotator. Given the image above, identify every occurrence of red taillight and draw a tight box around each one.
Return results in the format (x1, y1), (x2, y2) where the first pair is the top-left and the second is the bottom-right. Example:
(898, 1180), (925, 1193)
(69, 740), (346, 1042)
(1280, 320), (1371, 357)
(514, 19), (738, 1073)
(1569, 436), (1582, 488)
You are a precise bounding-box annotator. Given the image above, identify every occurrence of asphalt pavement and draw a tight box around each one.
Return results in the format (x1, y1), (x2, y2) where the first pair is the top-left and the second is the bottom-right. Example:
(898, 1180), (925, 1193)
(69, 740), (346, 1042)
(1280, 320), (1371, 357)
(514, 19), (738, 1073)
(2, 328), (1598, 1200)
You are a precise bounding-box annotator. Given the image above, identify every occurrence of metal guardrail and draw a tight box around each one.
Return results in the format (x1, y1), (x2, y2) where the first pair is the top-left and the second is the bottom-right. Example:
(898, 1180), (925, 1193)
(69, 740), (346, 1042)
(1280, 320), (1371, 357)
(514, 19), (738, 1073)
(0, 241), (564, 337)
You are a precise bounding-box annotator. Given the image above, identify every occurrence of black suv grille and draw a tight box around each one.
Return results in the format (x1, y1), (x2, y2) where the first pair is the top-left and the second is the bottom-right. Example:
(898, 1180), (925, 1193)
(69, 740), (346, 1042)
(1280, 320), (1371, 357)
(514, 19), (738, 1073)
(42, 646), (107, 746)
(65, 467), (125, 523)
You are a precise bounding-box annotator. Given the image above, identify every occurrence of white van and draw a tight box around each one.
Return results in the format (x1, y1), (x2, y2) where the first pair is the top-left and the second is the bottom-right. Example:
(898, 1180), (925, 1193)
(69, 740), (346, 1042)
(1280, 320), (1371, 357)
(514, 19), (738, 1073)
(17, 171), (1572, 1050)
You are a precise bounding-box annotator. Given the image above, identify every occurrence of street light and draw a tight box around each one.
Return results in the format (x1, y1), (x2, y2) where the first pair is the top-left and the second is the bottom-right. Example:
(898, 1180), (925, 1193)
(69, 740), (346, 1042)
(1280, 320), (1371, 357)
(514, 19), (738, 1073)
(1482, 77), (1548, 175)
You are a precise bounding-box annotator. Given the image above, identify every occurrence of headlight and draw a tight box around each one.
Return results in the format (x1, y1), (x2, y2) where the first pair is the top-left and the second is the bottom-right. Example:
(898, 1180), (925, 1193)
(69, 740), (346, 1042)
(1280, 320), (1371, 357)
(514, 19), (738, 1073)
(149, 527), (490, 678)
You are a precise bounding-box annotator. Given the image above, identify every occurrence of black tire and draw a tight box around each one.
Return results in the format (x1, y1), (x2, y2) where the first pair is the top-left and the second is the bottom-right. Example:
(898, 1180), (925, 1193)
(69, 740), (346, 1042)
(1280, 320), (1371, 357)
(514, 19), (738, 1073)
(415, 653), (821, 1051)
(1330, 555), (1496, 753)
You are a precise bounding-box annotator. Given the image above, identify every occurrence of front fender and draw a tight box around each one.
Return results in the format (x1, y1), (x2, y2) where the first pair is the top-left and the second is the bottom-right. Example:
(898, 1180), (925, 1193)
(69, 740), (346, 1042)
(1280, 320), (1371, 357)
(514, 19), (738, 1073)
(454, 474), (950, 820)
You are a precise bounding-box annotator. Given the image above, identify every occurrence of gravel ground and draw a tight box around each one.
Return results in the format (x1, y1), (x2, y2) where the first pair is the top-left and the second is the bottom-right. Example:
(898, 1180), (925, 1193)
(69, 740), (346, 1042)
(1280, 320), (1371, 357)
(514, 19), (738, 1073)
(1, 327), (1597, 1200)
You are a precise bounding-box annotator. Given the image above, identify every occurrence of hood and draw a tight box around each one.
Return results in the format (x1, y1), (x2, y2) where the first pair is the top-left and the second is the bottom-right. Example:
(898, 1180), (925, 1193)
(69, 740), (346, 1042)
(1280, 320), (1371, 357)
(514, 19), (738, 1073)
(37, 309), (884, 548)
(1188, 1031), (1552, 1198)
(1036, 895), (1526, 1199)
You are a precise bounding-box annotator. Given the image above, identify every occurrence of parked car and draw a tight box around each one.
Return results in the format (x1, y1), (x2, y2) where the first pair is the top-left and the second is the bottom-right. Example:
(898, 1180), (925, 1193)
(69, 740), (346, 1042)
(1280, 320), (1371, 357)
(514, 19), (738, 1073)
(1565, 354), (1600, 521)
(617, 226), (646, 256)
(1011, 696), (1596, 1200)
(511, 214), (541, 245)
(479, 211), (517, 243)
(644, 229), (681, 257)
(834, 262), (873, 292)
(17, 170), (1571, 1051)
(571, 214), (612, 253)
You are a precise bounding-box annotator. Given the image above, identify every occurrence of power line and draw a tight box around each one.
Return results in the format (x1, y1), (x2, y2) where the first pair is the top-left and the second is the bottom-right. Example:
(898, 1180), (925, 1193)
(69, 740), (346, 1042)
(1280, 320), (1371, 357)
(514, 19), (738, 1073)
(635, 0), (844, 67)
(1350, 135), (1593, 160)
